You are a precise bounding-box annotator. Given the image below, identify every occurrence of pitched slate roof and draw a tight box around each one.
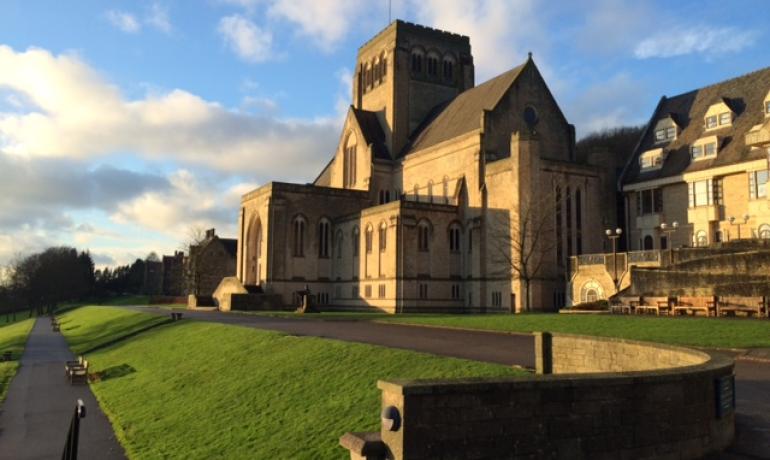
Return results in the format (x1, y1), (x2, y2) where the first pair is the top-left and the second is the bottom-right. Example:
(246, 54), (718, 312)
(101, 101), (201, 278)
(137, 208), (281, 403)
(624, 66), (770, 186)
(403, 63), (527, 155)
(351, 107), (390, 160)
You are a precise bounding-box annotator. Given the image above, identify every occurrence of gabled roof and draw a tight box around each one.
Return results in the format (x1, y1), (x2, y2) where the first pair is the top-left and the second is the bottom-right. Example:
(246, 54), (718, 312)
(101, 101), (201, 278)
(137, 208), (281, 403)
(351, 107), (390, 160)
(403, 62), (527, 155)
(624, 66), (770, 185)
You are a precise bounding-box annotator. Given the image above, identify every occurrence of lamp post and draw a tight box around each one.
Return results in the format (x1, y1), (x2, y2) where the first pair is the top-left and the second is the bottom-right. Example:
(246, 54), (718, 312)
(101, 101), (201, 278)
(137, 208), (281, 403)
(605, 228), (622, 284)
(728, 214), (750, 240)
(660, 221), (678, 264)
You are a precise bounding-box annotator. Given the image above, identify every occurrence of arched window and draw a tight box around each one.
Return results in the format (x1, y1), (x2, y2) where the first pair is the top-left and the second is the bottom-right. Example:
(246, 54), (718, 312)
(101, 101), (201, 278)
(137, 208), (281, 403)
(318, 219), (331, 258)
(695, 231), (707, 247)
(343, 133), (357, 188)
(449, 225), (461, 253)
(379, 222), (387, 252)
(443, 55), (455, 81)
(411, 49), (424, 74)
(575, 187), (583, 255)
(580, 280), (604, 303)
(380, 52), (387, 79)
(365, 225), (373, 254)
(292, 216), (306, 257)
(442, 176), (449, 204)
(759, 224), (770, 239)
(352, 227), (360, 257)
(426, 52), (439, 77)
(643, 235), (654, 250)
(335, 230), (343, 259)
(418, 222), (430, 252)
(428, 180), (434, 203)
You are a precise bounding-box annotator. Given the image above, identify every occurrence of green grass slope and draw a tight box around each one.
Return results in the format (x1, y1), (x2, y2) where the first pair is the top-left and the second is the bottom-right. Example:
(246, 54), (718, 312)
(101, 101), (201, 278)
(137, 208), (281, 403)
(0, 317), (35, 404)
(60, 306), (169, 354)
(61, 307), (525, 459)
(381, 313), (770, 348)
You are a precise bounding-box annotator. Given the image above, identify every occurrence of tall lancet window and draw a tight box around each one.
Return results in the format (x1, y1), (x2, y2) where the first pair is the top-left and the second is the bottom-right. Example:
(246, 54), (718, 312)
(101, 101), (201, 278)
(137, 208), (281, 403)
(343, 133), (357, 188)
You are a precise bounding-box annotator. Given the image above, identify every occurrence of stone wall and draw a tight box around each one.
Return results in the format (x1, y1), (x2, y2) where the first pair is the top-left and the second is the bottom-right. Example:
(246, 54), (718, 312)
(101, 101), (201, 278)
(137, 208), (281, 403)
(341, 333), (735, 460)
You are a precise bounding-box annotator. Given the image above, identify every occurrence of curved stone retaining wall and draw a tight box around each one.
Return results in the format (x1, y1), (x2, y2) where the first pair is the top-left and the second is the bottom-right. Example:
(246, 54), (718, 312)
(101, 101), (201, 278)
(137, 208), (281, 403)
(341, 333), (735, 460)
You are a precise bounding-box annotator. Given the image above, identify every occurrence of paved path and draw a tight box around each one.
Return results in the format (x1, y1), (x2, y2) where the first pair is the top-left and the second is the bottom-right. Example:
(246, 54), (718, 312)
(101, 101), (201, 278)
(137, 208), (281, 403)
(0, 318), (125, 460)
(128, 307), (535, 368)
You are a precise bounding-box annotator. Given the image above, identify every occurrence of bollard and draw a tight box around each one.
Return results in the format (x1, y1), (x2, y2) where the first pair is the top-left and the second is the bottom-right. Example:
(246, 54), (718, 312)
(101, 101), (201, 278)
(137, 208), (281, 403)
(62, 399), (86, 460)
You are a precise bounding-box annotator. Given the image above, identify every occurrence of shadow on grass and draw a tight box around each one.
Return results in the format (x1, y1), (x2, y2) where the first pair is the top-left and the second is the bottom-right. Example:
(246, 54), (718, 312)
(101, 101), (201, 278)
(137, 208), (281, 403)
(80, 318), (176, 355)
(91, 363), (136, 382)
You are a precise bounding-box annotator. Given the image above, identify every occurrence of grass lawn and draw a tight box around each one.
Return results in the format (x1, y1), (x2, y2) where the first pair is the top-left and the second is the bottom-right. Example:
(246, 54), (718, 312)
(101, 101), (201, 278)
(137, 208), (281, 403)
(0, 317), (35, 404)
(60, 306), (169, 354)
(60, 307), (525, 459)
(378, 313), (770, 349)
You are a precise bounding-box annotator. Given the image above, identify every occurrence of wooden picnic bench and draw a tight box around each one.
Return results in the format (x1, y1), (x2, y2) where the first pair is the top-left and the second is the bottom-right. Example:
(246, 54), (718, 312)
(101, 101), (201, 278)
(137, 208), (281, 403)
(170, 312), (184, 321)
(68, 359), (89, 385)
(717, 296), (765, 318)
(1, 350), (12, 362)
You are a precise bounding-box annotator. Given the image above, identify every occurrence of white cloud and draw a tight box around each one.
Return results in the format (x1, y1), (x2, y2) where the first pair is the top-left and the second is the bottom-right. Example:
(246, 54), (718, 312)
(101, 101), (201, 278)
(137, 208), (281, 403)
(105, 10), (141, 33)
(147, 4), (172, 34)
(218, 14), (274, 63)
(0, 46), (339, 181)
(408, 0), (540, 80)
(267, 0), (367, 52)
(635, 27), (759, 59)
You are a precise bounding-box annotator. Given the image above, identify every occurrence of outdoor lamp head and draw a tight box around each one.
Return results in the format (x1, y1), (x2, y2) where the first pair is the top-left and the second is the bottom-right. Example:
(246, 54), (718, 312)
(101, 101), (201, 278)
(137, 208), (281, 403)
(672, 221), (679, 228)
(729, 216), (736, 224)
(660, 223), (667, 230)
(744, 213), (750, 222)
(605, 229), (612, 236)
(615, 228), (622, 235)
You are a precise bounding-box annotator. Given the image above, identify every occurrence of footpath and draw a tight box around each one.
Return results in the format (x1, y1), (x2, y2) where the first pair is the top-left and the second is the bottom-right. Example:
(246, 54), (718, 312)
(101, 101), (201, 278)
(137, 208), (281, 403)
(0, 318), (125, 459)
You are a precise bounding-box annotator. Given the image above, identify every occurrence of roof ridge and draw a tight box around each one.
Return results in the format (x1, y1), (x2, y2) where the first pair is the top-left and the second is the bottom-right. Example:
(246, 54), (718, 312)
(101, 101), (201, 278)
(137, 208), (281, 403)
(665, 65), (770, 101)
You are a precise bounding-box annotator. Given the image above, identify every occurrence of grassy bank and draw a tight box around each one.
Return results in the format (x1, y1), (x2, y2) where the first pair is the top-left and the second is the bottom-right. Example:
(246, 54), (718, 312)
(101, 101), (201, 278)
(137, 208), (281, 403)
(60, 307), (525, 459)
(0, 317), (35, 404)
(60, 306), (169, 354)
(379, 313), (770, 349)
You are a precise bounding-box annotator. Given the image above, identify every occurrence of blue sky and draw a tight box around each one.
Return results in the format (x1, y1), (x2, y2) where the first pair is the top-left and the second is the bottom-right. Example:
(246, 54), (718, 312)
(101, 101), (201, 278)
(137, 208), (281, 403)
(0, 0), (768, 268)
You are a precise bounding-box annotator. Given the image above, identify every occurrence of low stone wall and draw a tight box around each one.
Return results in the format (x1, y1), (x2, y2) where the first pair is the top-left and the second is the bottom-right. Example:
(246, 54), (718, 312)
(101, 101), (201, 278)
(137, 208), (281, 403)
(341, 333), (735, 460)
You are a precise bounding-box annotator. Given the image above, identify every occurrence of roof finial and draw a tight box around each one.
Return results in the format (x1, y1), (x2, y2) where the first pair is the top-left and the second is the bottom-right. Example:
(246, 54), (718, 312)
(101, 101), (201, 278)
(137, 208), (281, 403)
(528, 51), (533, 60)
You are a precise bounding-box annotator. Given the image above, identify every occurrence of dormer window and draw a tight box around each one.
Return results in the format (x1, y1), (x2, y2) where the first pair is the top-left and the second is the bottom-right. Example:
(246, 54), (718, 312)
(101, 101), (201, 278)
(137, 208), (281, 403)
(639, 148), (664, 170)
(705, 99), (734, 130)
(691, 135), (719, 161)
(652, 116), (678, 144)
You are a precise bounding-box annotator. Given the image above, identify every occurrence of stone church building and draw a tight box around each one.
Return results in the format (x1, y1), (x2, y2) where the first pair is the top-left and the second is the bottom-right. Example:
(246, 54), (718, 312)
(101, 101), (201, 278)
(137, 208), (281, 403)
(226, 21), (613, 313)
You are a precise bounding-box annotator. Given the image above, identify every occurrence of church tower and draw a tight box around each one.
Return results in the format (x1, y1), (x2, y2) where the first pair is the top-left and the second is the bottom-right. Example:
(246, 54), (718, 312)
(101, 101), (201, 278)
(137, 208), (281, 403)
(352, 21), (474, 158)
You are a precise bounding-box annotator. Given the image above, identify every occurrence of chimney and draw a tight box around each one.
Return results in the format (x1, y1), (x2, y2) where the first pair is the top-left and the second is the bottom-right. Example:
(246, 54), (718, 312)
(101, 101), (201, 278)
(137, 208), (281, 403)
(206, 228), (216, 239)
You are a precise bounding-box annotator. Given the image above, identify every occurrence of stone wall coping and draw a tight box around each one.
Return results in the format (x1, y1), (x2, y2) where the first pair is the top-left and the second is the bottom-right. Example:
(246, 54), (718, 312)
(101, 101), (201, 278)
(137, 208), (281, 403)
(378, 333), (732, 396)
(378, 354), (732, 396)
(339, 432), (386, 456)
(538, 331), (712, 362)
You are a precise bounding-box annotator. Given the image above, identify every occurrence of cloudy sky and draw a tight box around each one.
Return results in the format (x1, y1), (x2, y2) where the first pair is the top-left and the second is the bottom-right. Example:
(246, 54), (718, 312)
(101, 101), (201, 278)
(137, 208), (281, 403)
(1, 0), (768, 268)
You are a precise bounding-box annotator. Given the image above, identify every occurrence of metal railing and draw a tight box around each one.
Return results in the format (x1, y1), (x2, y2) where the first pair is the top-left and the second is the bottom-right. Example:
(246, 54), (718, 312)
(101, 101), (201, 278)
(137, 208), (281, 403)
(62, 399), (86, 460)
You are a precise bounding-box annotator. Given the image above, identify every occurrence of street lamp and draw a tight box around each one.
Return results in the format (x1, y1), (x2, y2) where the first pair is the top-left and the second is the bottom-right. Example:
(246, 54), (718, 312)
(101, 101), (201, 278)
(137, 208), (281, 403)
(660, 221), (678, 264)
(728, 214), (750, 240)
(605, 228), (622, 284)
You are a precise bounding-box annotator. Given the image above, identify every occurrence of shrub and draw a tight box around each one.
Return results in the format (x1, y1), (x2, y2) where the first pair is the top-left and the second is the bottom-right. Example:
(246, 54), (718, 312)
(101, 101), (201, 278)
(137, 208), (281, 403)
(570, 300), (609, 311)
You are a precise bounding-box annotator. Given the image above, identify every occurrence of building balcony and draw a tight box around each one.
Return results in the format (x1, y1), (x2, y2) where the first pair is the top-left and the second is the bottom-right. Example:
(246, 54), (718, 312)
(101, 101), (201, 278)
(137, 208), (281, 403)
(636, 213), (661, 229)
(688, 205), (720, 223)
(745, 121), (770, 147)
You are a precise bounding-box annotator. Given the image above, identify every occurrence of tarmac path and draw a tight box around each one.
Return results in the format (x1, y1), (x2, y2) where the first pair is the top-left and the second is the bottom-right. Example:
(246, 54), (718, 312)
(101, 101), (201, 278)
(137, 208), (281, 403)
(0, 318), (125, 460)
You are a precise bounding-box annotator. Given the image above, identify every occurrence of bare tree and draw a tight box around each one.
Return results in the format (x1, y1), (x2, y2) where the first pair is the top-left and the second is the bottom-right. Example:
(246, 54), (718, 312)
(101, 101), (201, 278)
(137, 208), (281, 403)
(489, 190), (558, 312)
(180, 226), (208, 296)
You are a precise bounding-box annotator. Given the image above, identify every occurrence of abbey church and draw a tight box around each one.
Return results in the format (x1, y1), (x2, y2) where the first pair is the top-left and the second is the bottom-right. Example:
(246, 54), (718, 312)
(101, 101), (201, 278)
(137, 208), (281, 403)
(225, 21), (616, 313)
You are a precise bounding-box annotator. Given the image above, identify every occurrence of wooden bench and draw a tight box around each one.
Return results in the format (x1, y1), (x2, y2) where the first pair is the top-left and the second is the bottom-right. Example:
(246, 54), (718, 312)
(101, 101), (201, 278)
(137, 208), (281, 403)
(1, 350), (11, 362)
(170, 312), (183, 321)
(68, 359), (89, 385)
(65, 356), (85, 376)
(717, 296), (764, 318)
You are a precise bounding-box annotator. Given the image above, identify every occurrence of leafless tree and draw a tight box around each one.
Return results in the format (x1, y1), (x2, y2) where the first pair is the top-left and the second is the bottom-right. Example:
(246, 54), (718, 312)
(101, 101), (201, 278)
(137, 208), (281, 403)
(489, 190), (558, 312)
(180, 226), (208, 295)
